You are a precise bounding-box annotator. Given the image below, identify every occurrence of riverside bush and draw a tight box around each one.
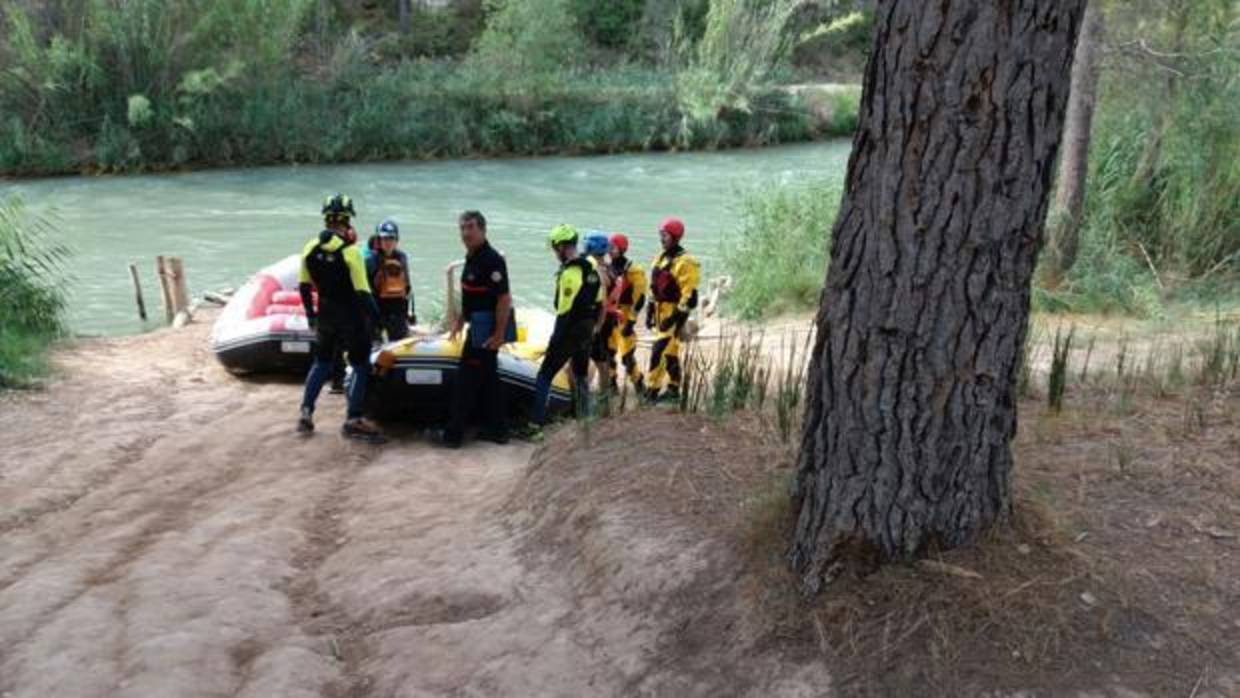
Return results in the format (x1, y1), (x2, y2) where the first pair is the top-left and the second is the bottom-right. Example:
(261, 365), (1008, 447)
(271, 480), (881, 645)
(0, 60), (853, 175)
(722, 180), (838, 319)
(0, 196), (68, 388)
(0, 0), (859, 176)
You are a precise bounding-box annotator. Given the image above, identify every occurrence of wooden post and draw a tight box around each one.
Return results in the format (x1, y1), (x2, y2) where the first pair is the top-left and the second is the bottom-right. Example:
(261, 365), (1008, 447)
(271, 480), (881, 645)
(167, 257), (190, 316)
(444, 260), (464, 332)
(128, 263), (147, 321)
(155, 255), (174, 323)
(155, 256), (191, 324)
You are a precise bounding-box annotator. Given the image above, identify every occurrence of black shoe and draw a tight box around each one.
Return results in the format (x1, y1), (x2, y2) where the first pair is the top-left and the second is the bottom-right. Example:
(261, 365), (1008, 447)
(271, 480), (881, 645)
(434, 429), (462, 449)
(296, 407), (314, 434)
(477, 429), (509, 445)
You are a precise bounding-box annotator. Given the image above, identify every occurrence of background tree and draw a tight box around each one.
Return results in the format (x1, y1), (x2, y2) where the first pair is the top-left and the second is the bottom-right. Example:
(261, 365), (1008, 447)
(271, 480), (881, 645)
(1045, 0), (1104, 281)
(790, 1), (1087, 591)
(398, 0), (411, 35)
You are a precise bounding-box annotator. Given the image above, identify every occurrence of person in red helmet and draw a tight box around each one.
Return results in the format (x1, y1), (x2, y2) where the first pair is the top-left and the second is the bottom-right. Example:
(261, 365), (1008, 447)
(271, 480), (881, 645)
(605, 233), (647, 394)
(645, 217), (700, 404)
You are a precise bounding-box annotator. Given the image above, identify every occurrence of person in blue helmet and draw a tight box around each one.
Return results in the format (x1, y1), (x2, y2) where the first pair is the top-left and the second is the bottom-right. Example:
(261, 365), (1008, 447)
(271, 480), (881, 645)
(365, 218), (415, 341)
(582, 231), (617, 393)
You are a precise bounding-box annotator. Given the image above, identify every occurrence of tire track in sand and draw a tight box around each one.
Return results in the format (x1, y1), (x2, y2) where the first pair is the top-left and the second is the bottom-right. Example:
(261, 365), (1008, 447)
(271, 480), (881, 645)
(273, 447), (380, 698)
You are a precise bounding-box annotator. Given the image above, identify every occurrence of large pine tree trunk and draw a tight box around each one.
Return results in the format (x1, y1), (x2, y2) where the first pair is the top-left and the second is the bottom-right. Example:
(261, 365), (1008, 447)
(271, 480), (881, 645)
(790, 0), (1086, 592)
(1046, 0), (1104, 280)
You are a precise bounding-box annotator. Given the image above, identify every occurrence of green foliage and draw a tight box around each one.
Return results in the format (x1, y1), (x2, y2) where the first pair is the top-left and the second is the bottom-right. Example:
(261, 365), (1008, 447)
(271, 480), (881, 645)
(1196, 313), (1240, 386)
(571, 0), (644, 51)
(677, 328), (809, 444)
(680, 0), (801, 115)
(1048, 326), (1075, 412)
(372, 5), (485, 60)
(790, 8), (874, 80)
(127, 94), (153, 128)
(1037, 0), (1239, 314)
(723, 180), (839, 319)
(1, 57), (840, 174)
(0, 195), (69, 388)
(1033, 223), (1164, 317)
(0, 0), (859, 175)
(471, 0), (587, 77)
(1088, 81), (1240, 278)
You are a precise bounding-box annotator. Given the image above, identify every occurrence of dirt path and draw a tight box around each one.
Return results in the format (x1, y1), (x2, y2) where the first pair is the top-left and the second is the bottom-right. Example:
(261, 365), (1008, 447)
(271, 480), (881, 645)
(0, 316), (827, 697)
(0, 318), (574, 696)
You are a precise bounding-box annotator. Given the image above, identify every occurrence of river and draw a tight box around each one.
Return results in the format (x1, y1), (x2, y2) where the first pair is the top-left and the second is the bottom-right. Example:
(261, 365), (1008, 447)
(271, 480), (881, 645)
(2, 142), (850, 336)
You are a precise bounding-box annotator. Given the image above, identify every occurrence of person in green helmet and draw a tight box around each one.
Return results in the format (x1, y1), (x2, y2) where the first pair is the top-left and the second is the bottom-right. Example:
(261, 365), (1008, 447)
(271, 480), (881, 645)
(530, 224), (605, 426)
(296, 193), (385, 443)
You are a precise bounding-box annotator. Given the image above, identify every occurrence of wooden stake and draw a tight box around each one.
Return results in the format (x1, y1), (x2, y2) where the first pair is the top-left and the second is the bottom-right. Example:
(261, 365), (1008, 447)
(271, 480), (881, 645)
(167, 257), (190, 315)
(155, 255), (174, 323)
(128, 263), (147, 321)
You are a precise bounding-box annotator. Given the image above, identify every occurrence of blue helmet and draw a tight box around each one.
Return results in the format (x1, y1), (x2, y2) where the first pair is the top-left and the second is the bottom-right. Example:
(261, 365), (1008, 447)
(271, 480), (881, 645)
(376, 218), (399, 239)
(583, 230), (609, 257)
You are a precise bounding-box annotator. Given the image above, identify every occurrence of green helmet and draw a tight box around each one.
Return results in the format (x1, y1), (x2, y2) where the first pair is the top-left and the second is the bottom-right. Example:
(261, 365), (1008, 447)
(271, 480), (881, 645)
(321, 193), (356, 219)
(548, 224), (579, 249)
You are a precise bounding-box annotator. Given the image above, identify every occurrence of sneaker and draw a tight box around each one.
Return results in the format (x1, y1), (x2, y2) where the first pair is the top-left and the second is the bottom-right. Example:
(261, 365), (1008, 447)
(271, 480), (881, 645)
(342, 418), (386, 444)
(296, 407), (314, 434)
(511, 423), (544, 443)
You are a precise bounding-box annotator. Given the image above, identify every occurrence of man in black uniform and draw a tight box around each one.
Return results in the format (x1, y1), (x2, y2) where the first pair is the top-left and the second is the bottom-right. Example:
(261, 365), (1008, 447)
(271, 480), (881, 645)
(441, 210), (512, 448)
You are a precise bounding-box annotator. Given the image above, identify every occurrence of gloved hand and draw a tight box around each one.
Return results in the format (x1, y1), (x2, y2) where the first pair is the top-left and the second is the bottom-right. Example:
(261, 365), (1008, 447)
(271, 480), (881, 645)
(658, 310), (687, 333)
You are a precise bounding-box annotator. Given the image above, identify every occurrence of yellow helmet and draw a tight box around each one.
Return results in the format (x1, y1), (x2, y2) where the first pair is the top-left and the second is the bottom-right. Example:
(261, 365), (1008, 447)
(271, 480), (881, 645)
(548, 224), (579, 248)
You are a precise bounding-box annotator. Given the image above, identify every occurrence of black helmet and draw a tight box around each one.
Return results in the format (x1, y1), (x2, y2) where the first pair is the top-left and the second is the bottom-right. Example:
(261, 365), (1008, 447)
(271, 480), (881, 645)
(321, 193), (356, 219)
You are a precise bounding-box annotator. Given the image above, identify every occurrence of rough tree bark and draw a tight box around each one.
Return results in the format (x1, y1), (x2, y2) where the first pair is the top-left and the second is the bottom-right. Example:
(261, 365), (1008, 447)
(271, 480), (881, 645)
(790, 0), (1086, 592)
(1046, 0), (1104, 280)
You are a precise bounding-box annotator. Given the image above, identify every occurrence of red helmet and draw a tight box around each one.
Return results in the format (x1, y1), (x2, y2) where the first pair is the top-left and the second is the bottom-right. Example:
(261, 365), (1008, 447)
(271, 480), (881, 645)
(609, 233), (629, 254)
(659, 217), (685, 241)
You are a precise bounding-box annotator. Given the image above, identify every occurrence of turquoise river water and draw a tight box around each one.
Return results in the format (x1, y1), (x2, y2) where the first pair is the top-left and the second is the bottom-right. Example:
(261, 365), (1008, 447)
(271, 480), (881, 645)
(2, 141), (850, 336)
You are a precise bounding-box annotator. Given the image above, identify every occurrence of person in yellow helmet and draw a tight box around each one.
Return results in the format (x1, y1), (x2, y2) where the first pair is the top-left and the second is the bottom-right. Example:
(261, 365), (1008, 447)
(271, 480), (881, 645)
(605, 233), (647, 393)
(530, 224), (605, 426)
(297, 193), (385, 442)
(644, 216), (700, 404)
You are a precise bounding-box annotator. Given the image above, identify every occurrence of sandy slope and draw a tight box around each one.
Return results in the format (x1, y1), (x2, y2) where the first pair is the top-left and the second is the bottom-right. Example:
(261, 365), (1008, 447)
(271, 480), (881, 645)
(0, 314), (828, 697)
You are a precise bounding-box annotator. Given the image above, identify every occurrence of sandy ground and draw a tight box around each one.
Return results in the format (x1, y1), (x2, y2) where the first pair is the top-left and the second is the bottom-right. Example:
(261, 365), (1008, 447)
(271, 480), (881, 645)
(3, 307), (1237, 697)
(0, 313), (828, 698)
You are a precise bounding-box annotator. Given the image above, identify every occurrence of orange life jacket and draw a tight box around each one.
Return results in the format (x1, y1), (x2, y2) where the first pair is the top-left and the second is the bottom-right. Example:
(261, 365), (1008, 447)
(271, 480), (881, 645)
(374, 256), (408, 300)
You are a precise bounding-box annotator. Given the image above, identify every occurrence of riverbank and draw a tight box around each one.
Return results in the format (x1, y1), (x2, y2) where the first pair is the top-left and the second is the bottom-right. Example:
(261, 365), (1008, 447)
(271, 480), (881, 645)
(1, 307), (1237, 696)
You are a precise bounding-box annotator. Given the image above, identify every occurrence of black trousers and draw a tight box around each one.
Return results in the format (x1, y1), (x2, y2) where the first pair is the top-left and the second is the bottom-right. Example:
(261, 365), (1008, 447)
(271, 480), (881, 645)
(446, 343), (505, 440)
(376, 298), (410, 341)
(539, 322), (592, 384)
